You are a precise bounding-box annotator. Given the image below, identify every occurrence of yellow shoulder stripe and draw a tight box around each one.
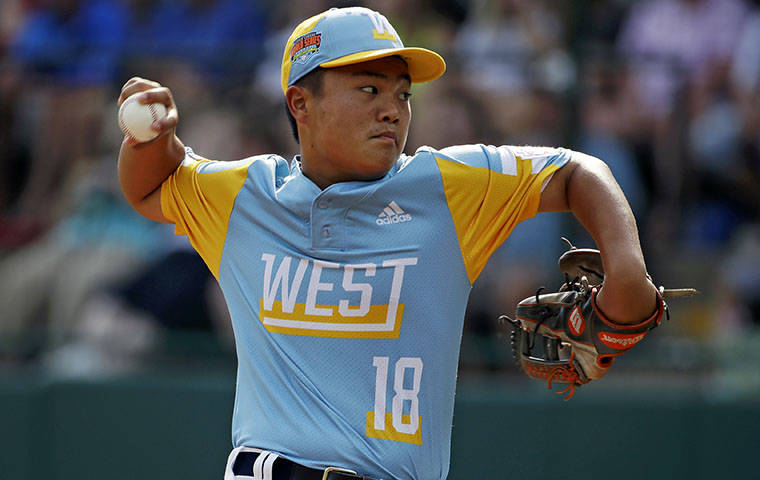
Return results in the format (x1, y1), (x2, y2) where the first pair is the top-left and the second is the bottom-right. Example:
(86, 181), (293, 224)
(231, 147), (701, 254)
(437, 156), (561, 284)
(161, 159), (251, 279)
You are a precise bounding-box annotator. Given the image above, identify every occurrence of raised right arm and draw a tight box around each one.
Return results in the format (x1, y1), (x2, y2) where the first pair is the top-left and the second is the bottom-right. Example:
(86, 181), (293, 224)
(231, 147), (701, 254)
(117, 77), (184, 223)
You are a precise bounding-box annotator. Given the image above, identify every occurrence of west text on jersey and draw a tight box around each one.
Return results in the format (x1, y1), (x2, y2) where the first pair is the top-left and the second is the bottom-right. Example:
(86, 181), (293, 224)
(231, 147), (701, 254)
(259, 254), (418, 338)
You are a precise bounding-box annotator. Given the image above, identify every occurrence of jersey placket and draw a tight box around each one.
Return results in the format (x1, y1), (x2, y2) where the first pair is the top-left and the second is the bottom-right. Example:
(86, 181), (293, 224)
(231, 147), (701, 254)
(310, 193), (344, 251)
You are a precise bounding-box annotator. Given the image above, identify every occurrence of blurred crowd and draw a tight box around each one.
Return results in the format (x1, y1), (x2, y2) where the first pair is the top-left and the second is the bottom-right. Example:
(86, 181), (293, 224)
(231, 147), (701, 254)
(0, 0), (758, 375)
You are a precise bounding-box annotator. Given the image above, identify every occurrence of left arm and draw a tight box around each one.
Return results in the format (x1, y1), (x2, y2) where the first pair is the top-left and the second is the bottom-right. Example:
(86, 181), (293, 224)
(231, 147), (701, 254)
(538, 151), (658, 324)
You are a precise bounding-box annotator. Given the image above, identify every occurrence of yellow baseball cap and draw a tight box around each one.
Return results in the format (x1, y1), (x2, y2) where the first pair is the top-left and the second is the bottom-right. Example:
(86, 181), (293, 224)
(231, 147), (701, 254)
(281, 7), (446, 94)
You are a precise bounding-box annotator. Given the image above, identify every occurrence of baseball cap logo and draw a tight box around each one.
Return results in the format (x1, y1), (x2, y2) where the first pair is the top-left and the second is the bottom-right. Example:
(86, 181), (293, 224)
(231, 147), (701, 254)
(367, 11), (399, 43)
(290, 32), (322, 64)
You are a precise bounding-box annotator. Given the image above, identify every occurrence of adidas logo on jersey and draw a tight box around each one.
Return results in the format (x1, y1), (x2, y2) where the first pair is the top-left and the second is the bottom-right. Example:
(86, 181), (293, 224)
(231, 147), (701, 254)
(376, 201), (412, 225)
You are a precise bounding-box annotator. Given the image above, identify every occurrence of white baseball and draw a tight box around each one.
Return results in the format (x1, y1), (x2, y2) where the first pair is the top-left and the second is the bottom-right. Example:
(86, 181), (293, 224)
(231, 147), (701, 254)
(118, 93), (167, 143)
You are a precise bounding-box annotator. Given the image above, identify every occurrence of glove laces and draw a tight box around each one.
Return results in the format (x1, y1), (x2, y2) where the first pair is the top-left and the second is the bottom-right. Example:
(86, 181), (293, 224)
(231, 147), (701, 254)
(546, 352), (581, 401)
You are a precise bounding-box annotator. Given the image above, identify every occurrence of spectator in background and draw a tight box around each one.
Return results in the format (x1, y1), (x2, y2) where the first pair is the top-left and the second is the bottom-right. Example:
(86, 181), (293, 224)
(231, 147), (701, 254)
(453, 0), (574, 141)
(6, 0), (128, 231)
(0, 0), (26, 218)
(123, 0), (268, 86)
(617, 0), (748, 253)
(577, 55), (647, 219)
(618, 0), (747, 120)
(717, 224), (760, 333)
(0, 0), (30, 232)
(708, 0), (760, 333)
(379, 0), (465, 60)
(38, 235), (231, 377)
(728, 0), (760, 220)
(0, 155), (167, 363)
(0, 0), (274, 369)
(0, 0), (25, 46)
(732, 0), (760, 121)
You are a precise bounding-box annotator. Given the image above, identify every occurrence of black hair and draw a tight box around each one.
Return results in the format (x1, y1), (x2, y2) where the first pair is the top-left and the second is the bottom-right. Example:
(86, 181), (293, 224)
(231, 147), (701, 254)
(284, 67), (325, 144)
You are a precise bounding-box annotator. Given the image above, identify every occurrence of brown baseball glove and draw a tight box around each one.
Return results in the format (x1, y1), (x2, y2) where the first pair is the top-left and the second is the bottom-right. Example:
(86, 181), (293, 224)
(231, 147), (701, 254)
(500, 239), (695, 400)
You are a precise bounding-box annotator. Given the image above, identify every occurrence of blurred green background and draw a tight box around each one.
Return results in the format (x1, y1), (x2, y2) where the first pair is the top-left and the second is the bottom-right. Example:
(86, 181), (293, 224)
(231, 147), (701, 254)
(2, 331), (759, 479)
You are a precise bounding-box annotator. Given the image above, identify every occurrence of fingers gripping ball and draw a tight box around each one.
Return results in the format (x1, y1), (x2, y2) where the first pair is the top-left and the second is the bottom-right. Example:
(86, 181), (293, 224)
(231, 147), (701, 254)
(118, 93), (167, 143)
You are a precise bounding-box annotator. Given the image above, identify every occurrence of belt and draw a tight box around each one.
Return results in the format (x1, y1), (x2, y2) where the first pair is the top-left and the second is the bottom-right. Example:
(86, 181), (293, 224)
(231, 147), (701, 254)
(232, 451), (381, 480)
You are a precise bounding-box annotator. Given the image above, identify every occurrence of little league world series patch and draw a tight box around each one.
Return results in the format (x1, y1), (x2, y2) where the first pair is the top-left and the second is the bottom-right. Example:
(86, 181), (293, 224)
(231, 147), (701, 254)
(291, 32), (322, 64)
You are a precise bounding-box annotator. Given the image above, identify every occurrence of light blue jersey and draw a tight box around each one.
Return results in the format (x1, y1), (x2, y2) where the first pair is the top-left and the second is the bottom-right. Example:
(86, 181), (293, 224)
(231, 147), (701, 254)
(161, 144), (570, 480)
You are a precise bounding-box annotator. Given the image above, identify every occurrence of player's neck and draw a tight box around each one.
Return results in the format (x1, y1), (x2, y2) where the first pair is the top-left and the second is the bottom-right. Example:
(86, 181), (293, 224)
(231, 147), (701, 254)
(299, 160), (333, 190)
(299, 157), (391, 190)
(296, 150), (339, 189)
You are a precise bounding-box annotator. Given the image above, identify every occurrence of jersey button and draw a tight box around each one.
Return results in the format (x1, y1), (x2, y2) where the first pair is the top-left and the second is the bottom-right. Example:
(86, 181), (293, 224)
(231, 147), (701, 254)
(317, 199), (329, 209)
(322, 226), (331, 238)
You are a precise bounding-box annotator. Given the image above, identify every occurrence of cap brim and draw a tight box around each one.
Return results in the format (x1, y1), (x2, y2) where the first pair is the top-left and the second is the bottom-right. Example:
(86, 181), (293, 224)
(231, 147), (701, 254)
(320, 47), (446, 84)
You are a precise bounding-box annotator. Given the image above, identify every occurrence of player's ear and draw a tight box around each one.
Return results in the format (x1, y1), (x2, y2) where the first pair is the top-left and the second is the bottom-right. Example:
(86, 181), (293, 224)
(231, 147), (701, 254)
(285, 85), (309, 123)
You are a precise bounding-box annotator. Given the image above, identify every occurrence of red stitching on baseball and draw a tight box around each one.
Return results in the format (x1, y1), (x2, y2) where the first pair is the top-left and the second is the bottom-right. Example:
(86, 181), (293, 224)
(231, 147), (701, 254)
(119, 107), (135, 139)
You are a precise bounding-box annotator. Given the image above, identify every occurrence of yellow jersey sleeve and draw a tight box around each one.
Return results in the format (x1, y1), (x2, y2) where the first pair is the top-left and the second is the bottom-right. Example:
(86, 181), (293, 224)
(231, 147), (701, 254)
(436, 144), (571, 284)
(160, 150), (254, 279)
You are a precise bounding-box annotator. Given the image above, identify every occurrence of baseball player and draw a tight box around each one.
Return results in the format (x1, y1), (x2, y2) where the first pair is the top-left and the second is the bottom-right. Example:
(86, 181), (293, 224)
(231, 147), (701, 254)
(117, 7), (659, 480)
